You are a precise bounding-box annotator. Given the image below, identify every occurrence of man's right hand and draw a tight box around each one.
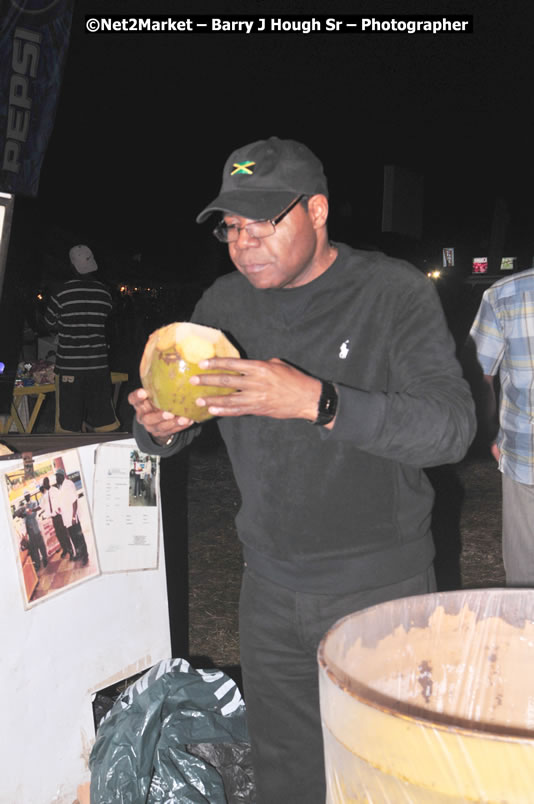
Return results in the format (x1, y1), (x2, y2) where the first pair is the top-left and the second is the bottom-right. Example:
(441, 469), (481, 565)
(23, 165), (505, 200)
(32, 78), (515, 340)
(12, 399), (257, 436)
(128, 388), (194, 445)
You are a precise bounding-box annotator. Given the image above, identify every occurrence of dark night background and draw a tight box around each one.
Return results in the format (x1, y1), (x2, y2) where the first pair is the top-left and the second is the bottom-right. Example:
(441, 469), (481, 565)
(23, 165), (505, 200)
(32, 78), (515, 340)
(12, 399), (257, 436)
(13, 0), (534, 265)
(2, 0), (533, 416)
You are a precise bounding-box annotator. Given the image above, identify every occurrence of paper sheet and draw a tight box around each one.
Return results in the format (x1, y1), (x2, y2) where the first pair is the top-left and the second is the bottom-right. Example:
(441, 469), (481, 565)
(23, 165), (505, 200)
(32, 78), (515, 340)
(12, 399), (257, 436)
(93, 443), (160, 572)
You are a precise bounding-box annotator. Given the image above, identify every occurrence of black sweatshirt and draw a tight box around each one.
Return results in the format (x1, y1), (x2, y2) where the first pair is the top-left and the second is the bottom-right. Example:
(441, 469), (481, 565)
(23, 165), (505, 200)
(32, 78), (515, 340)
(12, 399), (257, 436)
(134, 244), (475, 593)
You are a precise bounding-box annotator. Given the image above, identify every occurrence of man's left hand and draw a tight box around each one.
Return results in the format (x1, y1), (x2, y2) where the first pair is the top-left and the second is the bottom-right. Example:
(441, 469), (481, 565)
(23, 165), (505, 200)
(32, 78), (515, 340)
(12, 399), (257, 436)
(191, 357), (322, 421)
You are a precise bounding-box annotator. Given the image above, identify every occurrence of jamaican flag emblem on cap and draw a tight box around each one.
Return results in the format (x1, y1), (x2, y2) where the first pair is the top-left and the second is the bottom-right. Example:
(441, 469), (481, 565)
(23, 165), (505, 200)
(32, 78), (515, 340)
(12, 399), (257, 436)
(231, 161), (255, 176)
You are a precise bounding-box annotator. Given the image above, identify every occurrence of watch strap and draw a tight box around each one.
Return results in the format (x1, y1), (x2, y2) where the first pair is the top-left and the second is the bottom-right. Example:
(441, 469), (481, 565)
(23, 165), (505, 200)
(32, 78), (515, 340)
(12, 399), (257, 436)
(314, 380), (338, 426)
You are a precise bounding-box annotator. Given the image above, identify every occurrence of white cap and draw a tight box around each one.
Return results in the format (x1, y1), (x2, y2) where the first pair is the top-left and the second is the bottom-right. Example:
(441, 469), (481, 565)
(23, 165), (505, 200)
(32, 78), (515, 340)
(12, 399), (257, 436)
(69, 245), (98, 274)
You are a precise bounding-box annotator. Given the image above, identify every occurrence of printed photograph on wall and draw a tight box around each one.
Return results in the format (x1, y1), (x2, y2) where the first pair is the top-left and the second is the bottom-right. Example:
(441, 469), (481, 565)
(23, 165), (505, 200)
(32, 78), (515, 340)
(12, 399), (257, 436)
(3, 449), (100, 608)
(129, 450), (157, 507)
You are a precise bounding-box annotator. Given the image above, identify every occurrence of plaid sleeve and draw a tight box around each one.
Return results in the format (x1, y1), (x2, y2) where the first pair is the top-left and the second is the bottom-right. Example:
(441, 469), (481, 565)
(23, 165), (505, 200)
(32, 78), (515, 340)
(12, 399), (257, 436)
(469, 291), (505, 376)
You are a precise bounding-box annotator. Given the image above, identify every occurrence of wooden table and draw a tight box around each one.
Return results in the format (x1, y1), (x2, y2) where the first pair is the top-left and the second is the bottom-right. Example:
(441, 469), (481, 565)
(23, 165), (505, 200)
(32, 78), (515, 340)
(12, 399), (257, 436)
(0, 372), (128, 435)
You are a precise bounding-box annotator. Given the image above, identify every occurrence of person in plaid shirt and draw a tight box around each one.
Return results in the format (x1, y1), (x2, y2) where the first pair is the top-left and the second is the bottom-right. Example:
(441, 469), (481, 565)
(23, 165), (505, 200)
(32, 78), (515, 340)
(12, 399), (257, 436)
(469, 268), (534, 586)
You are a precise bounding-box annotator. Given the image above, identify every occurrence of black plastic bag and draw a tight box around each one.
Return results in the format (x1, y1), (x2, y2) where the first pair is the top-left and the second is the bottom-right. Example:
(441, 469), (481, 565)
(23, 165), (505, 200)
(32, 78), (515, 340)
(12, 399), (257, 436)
(90, 658), (255, 803)
(187, 743), (255, 803)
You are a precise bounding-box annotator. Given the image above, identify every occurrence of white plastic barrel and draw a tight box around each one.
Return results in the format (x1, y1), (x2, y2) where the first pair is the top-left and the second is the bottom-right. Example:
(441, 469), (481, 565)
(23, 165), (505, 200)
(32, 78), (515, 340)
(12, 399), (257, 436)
(318, 589), (534, 802)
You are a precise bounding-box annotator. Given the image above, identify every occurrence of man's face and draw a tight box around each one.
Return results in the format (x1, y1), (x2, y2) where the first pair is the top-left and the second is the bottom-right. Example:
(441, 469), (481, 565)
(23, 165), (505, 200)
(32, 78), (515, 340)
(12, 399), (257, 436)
(55, 473), (64, 486)
(225, 197), (322, 290)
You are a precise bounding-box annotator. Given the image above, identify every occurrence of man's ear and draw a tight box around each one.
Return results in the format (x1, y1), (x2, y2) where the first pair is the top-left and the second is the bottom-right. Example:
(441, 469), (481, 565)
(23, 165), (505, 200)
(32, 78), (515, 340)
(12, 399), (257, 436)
(307, 194), (329, 230)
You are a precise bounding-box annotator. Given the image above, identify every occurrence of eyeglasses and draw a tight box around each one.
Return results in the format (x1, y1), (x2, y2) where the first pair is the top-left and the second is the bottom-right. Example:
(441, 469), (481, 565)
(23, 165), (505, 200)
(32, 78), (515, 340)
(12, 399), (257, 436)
(213, 195), (305, 243)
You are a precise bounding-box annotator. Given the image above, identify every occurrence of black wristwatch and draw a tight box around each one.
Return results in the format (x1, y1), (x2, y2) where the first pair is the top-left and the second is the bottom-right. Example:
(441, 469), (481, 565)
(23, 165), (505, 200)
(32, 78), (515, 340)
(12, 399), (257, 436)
(313, 380), (338, 426)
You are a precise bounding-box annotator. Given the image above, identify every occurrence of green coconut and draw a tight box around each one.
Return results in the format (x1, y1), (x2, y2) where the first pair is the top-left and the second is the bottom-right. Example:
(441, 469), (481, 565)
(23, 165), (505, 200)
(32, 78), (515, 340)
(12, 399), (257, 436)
(140, 322), (239, 422)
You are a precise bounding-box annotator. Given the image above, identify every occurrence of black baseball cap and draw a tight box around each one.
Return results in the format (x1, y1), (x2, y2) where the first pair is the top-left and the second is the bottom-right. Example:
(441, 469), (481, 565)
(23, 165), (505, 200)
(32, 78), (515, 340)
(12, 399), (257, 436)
(196, 137), (328, 223)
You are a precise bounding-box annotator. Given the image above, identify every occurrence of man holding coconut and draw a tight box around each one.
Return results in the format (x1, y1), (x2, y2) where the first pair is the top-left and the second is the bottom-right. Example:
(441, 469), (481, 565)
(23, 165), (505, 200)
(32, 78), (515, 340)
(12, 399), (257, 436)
(129, 137), (475, 802)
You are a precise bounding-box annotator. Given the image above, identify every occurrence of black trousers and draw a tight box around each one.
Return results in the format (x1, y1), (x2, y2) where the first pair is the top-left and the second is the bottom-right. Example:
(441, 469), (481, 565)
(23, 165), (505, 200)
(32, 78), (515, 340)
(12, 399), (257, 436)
(68, 521), (88, 561)
(239, 564), (437, 804)
(52, 513), (74, 556)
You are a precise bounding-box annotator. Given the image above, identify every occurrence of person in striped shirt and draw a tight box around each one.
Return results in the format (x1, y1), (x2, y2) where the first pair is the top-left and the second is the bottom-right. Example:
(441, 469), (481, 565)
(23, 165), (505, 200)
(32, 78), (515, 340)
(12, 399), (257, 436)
(469, 268), (534, 586)
(44, 245), (120, 433)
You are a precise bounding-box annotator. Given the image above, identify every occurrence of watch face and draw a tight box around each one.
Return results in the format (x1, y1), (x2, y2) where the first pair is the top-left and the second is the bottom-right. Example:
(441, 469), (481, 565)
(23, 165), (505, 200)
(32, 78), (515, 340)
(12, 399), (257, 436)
(315, 381), (338, 425)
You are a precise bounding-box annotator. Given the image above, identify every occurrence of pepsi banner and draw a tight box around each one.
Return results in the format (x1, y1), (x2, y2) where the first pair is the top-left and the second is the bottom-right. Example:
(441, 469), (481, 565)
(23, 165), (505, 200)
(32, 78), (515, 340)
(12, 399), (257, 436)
(0, 0), (74, 197)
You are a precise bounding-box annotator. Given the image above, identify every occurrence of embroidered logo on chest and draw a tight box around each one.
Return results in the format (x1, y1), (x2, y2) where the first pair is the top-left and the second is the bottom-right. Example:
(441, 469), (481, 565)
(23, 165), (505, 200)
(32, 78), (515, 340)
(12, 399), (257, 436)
(339, 339), (350, 359)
